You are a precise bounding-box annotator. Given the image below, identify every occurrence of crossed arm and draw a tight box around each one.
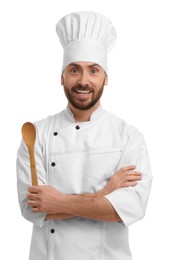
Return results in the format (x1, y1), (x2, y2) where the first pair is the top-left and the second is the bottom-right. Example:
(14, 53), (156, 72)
(27, 165), (142, 222)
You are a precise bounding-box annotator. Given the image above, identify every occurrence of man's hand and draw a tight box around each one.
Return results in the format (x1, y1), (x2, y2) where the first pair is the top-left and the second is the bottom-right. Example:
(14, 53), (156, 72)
(100, 165), (142, 196)
(27, 185), (65, 214)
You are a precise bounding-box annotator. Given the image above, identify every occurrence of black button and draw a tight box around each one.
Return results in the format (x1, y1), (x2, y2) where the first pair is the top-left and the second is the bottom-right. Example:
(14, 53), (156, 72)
(51, 162), (56, 167)
(53, 132), (58, 136)
(50, 229), (55, 233)
(76, 125), (80, 130)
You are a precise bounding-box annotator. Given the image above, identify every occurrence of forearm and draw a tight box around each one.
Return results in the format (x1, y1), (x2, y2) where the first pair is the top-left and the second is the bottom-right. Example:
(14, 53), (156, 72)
(55, 193), (121, 222)
(46, 213), (74, 220)
(46, 191), (104, 220)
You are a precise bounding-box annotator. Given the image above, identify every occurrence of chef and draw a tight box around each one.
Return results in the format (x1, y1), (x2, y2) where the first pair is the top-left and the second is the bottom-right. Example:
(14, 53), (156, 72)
(17, 11), (152, 260)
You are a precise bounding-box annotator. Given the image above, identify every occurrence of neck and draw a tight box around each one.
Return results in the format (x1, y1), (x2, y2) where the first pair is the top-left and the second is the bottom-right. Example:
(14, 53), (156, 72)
(68, 102), (101, 122)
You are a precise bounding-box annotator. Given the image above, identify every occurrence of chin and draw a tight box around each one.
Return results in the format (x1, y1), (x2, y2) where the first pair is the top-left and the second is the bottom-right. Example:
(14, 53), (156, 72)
(72, 101), (99, 111)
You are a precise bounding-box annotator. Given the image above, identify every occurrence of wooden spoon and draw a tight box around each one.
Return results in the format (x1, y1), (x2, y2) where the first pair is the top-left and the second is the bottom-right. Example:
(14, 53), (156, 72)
(21, 122), (38, 186)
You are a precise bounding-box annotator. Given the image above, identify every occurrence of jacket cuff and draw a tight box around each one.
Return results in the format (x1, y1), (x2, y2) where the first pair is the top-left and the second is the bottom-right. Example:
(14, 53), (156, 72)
(104, 188), (145, 227)
(22, 206), (47, 227)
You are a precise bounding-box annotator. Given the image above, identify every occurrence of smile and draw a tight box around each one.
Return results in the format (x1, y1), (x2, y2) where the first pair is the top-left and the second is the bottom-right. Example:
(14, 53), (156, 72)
(74, 90), (92, 94)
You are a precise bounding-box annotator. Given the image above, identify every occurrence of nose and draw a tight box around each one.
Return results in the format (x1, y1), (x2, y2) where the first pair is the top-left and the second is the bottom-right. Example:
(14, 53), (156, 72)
(77, 71), (89, 86)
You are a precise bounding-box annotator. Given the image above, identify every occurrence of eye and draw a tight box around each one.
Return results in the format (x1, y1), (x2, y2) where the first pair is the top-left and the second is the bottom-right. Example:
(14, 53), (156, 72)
(90, 68), (98, 74)
(70, 67), (79, 74)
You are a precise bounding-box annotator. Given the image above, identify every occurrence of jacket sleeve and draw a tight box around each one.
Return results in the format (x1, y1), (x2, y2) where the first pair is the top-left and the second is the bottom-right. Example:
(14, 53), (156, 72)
(16, 123), (47, 227)
(105, 126), (153, 227)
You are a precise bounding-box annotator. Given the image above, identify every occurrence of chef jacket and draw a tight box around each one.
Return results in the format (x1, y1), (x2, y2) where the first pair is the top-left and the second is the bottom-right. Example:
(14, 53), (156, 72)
(17, 106), (152, 260)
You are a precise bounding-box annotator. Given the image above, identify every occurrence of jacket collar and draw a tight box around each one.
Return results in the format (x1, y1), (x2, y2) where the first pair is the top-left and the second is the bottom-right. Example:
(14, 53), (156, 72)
(64, 105), (105, 123)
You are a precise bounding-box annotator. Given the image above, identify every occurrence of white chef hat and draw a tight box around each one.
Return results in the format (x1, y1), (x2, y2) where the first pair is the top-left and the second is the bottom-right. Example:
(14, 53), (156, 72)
(56, 11), (117, 74)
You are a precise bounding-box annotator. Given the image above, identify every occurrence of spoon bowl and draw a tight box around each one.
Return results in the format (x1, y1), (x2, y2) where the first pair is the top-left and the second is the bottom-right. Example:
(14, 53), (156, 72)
(22, 122), (38, 186)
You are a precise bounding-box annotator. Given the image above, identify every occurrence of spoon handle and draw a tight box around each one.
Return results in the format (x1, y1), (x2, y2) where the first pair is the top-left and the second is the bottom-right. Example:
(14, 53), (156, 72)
(28, 149), (38, 186)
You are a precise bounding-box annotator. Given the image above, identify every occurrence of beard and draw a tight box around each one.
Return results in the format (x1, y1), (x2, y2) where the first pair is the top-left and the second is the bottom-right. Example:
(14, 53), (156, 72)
(63, 82), (105, 111)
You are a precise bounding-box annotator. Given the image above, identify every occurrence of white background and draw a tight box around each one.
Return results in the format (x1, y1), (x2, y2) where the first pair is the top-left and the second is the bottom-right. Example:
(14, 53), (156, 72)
(0, 0), (168, 259)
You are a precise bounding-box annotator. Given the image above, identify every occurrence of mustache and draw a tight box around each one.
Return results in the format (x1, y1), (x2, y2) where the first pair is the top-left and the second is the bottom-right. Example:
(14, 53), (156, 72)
(72, 85), (94, 92)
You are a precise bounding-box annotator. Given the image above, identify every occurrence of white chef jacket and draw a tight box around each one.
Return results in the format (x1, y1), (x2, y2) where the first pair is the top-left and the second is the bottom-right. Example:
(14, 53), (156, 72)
(17, 106), (152, 260)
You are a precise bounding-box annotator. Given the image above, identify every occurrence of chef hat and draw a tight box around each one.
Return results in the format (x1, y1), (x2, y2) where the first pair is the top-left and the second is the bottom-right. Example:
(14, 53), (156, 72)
(56, 11), (117, 74)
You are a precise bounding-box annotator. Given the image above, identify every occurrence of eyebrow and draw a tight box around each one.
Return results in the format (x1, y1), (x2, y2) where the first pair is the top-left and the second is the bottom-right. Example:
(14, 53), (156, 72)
(68, 63), (101, 68)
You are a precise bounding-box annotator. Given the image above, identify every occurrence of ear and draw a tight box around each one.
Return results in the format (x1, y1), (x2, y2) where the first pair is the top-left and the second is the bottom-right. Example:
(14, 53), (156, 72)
(61, 75), (64, 85)
(104, 75), (108, 85)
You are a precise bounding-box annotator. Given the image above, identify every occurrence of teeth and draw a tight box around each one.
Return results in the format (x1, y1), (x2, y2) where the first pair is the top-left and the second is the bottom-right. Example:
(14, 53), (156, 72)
(76, 90), (91, 94)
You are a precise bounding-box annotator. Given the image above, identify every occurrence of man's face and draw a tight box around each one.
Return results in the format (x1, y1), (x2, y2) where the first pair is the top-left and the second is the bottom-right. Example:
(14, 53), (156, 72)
(61, 62), (108, 110)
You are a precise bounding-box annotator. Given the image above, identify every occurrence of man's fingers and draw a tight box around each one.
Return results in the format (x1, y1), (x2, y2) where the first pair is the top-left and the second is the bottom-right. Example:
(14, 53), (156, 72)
(121, 171), (142, 187)
(117, 169), (142, 178)
(128, 171), (142, 175)
(28, 200), (37, 206)
(127, 171), (142, 177)
(126, 174), (142, 182)
(27, 193), (38, 200)
(122, 181), (138, 188)
(28, 186), (39, 193)
(32, 207), (39, 213)
(118, 165), (136, 173)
